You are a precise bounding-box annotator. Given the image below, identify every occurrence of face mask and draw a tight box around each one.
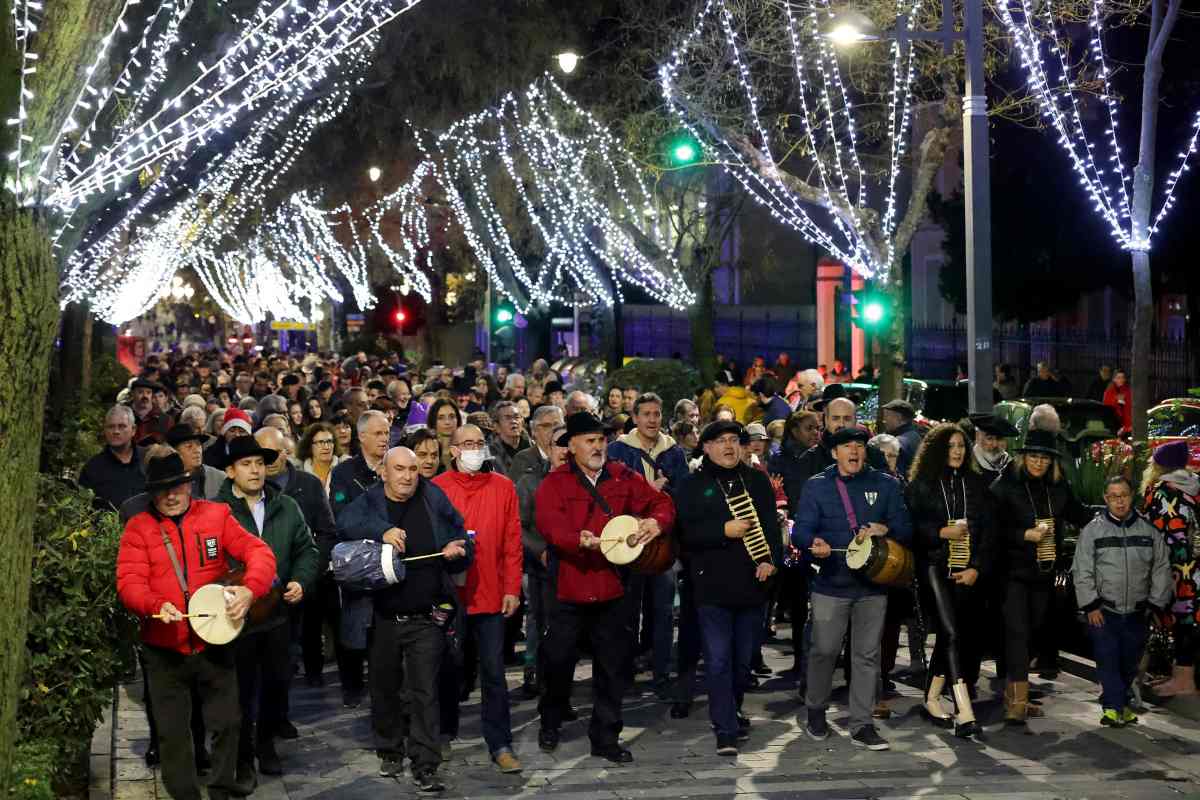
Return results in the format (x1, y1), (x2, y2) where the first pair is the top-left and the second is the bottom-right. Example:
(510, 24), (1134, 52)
(459, 448), (488, 473)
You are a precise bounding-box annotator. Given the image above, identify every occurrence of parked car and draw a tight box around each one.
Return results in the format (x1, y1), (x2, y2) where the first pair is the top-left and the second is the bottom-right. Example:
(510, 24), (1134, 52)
(845, 377), (997, 431)
(1147, 398), (1200, 469)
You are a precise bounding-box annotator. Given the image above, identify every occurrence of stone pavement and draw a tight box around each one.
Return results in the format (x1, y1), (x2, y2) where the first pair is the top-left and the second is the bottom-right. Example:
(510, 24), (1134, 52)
(104, 628), (1200, 800)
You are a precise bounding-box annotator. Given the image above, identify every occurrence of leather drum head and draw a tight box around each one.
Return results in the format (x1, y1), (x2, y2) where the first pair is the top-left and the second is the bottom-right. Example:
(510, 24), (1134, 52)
(600, 515), (644, 566)
(187, 583), (245, 645)
(845, 536), (873, 570)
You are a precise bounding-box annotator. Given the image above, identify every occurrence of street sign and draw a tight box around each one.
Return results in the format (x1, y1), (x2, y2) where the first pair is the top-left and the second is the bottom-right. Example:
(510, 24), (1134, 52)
(270, 320), (316, 331)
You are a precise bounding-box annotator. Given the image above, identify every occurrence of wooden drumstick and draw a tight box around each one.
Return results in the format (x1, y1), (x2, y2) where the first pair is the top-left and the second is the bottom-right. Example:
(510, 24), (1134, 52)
(153, 612), (215, 621)
(402, 552), (447, 563)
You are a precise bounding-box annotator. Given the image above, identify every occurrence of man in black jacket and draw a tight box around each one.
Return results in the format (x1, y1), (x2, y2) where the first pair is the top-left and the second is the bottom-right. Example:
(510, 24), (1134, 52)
(779, 396), (887, 515)
(79, 405), (145, 511)
(676, 421), (781, 757)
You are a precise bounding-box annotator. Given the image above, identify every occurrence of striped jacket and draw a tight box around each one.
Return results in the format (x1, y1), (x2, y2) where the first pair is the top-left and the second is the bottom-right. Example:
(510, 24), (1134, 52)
(1073, 511), (1172, 615)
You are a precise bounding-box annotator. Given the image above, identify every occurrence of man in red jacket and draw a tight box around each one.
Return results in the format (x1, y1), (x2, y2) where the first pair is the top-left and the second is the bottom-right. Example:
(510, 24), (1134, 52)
(534, 413), (675, 763)
(432, 424), (524, 774)
(116, 451), (276, 800)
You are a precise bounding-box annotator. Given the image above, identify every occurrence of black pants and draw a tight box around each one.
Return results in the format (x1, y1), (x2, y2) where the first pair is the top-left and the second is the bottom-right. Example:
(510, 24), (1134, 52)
(674, 569), (703, 703)
(140, 647), (206, 759)
(926, 565), (984, 689)
(784, 567), (810, 675)
(302, 573), (349, 679)
(234, 623), (290, 764)
(1003, 579), (1051, 682)
(142, 645), (241, 800)
(371, 612), (444, 773)
(540, 595), (633, 748)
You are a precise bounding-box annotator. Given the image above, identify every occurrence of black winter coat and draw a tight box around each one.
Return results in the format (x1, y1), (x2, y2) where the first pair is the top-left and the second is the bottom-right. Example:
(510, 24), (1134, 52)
(989, 470), (1096, 583)
(774, 432), (888, 516)
(905, 467), (996, 577)
(275, 462), (338, 569)
(676, 460), (783, 607)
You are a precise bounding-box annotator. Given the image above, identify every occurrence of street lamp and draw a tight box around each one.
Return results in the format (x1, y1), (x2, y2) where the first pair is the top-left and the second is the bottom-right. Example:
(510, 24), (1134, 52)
(555, 51), (580, 75)
(368, 166), (382, 183)
(821, 0), (994, 413)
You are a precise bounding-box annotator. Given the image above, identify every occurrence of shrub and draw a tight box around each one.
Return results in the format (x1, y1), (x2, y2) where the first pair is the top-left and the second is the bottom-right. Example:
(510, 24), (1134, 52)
(41, 355), (131, 480)
(7, 740), (58, 800)
(20, 477), (137, 788)
(606, 359), (702, 419)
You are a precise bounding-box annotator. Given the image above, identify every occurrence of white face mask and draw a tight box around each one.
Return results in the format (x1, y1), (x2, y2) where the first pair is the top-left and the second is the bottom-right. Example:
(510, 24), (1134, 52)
(459, 447), (489, 473)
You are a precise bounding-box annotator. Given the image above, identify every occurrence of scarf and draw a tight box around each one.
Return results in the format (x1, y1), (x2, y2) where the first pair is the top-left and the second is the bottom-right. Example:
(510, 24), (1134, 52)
(973, 444), (1011, 475)
(1162, 468), (1200, 497)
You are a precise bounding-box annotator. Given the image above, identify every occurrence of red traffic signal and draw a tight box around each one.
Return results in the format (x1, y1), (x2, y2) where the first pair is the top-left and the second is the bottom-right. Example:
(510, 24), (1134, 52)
(395, 309), (407, 324)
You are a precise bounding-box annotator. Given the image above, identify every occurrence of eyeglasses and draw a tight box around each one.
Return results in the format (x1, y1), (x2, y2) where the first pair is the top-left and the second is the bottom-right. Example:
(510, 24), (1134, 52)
(456, 440), (487, 449)
(313, 438), (335, 446)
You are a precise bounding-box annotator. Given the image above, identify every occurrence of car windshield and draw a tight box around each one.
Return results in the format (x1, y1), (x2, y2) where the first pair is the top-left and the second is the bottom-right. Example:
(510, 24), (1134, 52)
(1149, 406), (1200, 438)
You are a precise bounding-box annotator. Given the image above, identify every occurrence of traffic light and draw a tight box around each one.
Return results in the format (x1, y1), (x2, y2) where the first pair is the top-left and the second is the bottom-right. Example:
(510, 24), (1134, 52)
(394, 309), (407, 325)
(664, 131), (702, 168)
(493, 302), (515, 331)
(850, 286), (892, 333)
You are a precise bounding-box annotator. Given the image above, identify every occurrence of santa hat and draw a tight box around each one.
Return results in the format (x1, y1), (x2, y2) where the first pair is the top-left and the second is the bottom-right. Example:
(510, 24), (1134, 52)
(220, 407), (253, 436)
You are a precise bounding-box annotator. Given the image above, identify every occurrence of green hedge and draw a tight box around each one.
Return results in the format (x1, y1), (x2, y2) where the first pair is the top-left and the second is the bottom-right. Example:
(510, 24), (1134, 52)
(605, 359), (702, 418)
(8, 740), (58, 800)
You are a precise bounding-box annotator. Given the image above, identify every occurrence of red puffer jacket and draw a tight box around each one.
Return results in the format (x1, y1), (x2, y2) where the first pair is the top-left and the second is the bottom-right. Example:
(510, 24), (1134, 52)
(434, 469), (523, 615)
(535, 461), (676, 604)
(117, 498), (277, 655)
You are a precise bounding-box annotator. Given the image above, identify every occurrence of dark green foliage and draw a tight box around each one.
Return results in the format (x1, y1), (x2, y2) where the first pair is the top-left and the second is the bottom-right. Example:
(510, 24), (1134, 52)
(41, 355), (131, 480)
(19, 477), (136, 788)
(606, 358), (701, 416)
(7, 740), (57, 800)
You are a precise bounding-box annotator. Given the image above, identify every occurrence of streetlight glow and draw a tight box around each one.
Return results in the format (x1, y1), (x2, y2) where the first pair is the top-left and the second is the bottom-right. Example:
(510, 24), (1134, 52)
(673, 142), (697, 163)
(821, 8), (881, 45)
(556, 51), (580, 74)
(368, 166), (382, 182)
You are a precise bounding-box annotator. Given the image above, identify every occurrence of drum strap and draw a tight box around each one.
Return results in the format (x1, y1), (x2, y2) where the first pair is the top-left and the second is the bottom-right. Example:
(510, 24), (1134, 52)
(158, 524), (191, 607)
(834, 478), (859, 532)
(575, 468), (613, 517)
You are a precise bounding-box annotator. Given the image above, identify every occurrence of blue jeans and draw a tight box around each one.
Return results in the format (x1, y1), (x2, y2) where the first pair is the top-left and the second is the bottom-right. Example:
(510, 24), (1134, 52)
(442, 613), (512, 754)
(697, 604), (759, 738)
(1087, 609), (1148, 712)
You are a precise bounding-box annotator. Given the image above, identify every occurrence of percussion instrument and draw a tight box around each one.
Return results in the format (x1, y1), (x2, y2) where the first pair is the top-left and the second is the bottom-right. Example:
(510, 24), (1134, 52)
(221, 563), (281, 627)
(184, 583), (246, 645)
(1035, 517), (1056, 572)
(845, 534), (914, 588)
(724, 487), (773, 565)
(947, 518), (970, 575)
(599, 515), (676, 576)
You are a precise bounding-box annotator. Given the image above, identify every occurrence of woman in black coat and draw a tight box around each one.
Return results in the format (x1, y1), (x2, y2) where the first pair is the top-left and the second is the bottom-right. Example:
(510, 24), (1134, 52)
(989, 429), (1094, 723)
(905, 423), (994, 739)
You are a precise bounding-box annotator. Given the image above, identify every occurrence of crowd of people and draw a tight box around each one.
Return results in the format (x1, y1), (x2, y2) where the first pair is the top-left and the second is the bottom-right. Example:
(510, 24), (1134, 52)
(78, 347), (1199, 798)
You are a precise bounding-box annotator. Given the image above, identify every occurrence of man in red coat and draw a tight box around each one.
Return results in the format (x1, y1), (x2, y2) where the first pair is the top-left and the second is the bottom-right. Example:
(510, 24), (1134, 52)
(534, 413), (675, 763)
(432, 425), (524, 774)
(116, 451), (276, 800)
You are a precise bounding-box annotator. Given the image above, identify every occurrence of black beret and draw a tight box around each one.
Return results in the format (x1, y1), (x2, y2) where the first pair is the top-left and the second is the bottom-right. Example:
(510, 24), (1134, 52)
(830, 427), (870, 447)
(699, 419), (749, 446)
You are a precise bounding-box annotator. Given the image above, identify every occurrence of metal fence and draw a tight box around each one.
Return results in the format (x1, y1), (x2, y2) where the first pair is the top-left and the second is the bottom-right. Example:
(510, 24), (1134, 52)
(908, 322), (1193, 401)
(622, 305), (817, 370)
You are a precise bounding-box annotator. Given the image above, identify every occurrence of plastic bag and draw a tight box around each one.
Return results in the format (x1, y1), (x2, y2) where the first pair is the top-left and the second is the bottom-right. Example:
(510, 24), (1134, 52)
(331, 540), (407, 591)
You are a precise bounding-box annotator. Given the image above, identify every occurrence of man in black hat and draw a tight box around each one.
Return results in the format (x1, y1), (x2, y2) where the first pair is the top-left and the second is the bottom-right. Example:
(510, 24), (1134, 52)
(968, 413), (1018, 485)
(533, 413), (675, 763)
(793, 426), (912, 751)
(216, 437), (319, 781)
(80, 405), (146, 512)
(128, 377), (173, 445)
(170, 424), (227, 499)
(880, 399), (922, 475)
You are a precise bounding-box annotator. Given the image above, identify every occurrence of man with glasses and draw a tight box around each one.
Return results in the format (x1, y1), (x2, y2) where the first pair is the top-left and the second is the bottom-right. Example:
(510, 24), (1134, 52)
(488, 401), (530, 477)
(433, 425), (524, 773)
(1073, 476), (1172, 728)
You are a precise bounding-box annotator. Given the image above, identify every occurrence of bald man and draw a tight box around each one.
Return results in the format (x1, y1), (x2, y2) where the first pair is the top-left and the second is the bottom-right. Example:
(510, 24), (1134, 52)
(336, 447), (474, 793)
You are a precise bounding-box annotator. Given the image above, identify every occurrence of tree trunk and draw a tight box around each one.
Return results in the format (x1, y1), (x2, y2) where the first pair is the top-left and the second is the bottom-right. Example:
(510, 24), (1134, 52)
(689, 269), (716, 384)
(0, 202), (60, 786)
(875, 273), (907, 414)
(608, 299), (624, 371)
(1130, 249), (1153, 439)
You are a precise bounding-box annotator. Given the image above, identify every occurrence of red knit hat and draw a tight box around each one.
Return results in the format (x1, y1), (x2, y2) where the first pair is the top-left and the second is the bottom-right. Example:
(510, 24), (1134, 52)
(220, 407), (253, 436)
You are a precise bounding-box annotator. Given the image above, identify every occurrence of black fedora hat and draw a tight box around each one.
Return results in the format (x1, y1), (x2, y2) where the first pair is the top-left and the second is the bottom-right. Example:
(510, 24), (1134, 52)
(1017, 429), (1060, 457)
(969, 413), (1019, 438)
(556, 412), (605, 447)
(145, 452), (194, 493)
(221, 436), (280, 470)
(166, 423), (206, 447)
(811, 383), (848, 412)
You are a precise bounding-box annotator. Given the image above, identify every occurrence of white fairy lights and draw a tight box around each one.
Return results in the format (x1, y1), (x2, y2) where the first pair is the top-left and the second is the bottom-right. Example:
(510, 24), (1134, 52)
(6, 0), (41, 198)
(997, 0), (1199, 252)
(660, 0), (919, 280)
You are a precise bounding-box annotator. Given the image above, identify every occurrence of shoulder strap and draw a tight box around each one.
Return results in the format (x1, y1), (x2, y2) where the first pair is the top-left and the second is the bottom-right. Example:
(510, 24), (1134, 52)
(834, 478), (859, 532)
(576, 468), (613, 517)
(634, 448), (661, 479)
(158, 522), (191, 604)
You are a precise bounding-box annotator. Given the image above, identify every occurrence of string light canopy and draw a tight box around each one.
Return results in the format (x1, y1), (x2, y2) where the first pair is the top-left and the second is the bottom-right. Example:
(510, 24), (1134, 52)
(996, 0), (1199, 252)
(367, 77), (696, 312)
(660, 0), (921, 280)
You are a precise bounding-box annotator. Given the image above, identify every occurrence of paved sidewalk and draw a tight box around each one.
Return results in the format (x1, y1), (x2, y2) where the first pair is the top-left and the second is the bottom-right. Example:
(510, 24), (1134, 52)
(105, 629), (1200, 799)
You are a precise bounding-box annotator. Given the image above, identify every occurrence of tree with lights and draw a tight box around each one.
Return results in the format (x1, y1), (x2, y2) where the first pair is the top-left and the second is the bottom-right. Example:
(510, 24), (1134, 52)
(997, 0), (1196, 440)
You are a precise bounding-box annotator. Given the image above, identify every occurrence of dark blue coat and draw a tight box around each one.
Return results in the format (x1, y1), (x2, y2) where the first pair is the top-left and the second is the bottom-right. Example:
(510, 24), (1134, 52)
(792, 464), (913, 598)
(607, 437), (689, 495)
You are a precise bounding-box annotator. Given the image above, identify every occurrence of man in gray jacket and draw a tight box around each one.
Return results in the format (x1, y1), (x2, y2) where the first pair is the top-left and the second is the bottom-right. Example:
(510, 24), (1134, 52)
(1073, 475), (1172, 728)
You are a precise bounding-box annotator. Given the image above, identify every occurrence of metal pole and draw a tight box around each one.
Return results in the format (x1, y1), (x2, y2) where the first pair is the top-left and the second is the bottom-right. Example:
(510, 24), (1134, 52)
(963, 0), (994, 413)
(483, 275), (492, 366)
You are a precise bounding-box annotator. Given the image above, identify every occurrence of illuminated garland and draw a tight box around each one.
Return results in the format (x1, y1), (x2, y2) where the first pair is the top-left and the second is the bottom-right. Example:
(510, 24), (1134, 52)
(997, 0), (1199, 251)
(660, 0), (920, 280)
(5, 0), (39, 197)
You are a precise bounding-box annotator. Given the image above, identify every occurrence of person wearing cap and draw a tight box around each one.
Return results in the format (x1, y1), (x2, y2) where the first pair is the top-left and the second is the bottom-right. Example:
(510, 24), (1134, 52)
(751, 377), (792, 428)
(168, 423), (226, 499)
(989, 429), (1095, 723)
(79, 405), (147, 512)
(881, 399), (922, 476)
(1141, 439), (1200, 697)
(968, 413), (1018, 485)
(792, 426), (912, 751)
(676, 420), (782, 756)
(1074, 475), (1172, 727)
(203, 407), (254, 469)
(533, 412), (675, 763)
(116, 451), (276, 800)
(128, 376), (172, 444)
(216, 437), (319, 780)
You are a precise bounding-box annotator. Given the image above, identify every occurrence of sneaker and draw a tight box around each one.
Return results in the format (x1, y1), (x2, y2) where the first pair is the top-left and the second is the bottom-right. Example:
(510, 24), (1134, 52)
(737, 714), (751, 741)
(492, 748), (522, 774)
(851, 725), (890, 751)
(1120, 707), (1139, 725)
(715, 736), (739, 756)
(1101, 709), (1126, 728)
(378, 756), (404, 778)
(413, 770), (445, 793)
(538, 727), (559, 753)
(804, 709), (829, 741)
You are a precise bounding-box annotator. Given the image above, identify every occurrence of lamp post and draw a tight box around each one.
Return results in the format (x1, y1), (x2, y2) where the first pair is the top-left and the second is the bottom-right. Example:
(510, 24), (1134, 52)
(826, 0), (993, 412)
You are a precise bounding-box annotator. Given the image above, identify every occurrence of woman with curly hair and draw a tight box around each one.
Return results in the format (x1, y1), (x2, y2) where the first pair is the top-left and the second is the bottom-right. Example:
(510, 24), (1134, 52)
(1142, 440), (1200, 697)
(905, 423), (995, 738)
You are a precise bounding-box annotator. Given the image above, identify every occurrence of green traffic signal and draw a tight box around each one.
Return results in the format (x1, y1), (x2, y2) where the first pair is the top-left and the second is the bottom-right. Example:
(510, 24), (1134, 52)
(851, 288), (891, 332)
(495, 308), (514, 325)
(665, 132), (701, 167)
(861, 300), (885, 325)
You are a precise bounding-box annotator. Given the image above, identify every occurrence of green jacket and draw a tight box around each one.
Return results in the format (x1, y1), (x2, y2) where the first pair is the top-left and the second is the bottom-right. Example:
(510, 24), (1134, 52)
(217, 479), (319, 630)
